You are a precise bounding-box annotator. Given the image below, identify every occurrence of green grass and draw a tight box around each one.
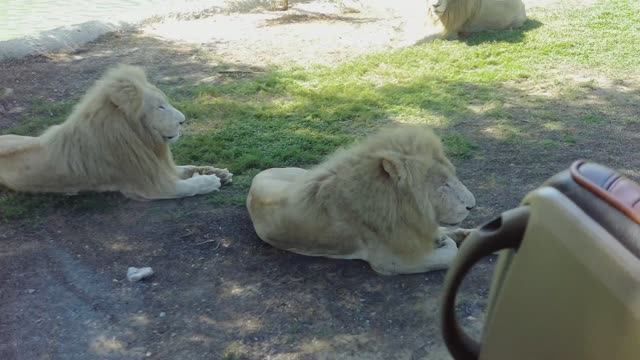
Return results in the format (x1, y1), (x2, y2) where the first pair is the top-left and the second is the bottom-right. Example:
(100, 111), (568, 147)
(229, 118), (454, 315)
(540, 139), (559, 149)
(2, 0), (639, 219)
(5, 99), (74, 136)
(441, 133), (477, 159)
(580, 113), (606, 124)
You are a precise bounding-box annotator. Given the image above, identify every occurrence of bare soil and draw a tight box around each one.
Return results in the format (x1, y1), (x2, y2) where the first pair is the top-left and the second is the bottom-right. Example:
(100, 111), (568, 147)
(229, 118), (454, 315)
(0, 198), (494, 360)
(1, 1), (637, 359)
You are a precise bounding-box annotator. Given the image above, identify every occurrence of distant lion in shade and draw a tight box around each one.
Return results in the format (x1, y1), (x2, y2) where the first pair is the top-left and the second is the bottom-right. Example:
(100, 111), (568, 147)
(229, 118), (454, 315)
(247, 125), (476, 275)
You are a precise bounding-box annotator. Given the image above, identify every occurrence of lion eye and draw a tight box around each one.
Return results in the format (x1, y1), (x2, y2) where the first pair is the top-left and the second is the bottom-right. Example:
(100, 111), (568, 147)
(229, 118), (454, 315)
(158, 105), (166, 110)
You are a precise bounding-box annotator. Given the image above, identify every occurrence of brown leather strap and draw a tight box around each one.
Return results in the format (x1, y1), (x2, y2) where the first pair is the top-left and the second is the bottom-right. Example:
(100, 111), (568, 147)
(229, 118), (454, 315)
(571, 160), (640, 225)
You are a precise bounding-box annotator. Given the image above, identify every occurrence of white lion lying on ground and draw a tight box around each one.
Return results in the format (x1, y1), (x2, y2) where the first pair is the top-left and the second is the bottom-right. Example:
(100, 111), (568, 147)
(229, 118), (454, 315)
(247, 125), (476, 275)
(426, 0), (527, 39)
(0, 65), (231, 200)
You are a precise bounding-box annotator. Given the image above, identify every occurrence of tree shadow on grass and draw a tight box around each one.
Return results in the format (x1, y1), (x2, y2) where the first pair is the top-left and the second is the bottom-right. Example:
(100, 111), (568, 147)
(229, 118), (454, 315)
(462, 18), (544, 46)
(160, 67), (640, 254)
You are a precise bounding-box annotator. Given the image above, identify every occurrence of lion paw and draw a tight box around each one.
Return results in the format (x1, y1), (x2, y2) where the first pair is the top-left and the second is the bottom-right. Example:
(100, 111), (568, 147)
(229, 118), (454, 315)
(194, 167), (233, 185)
(446, 228), (473, 245)
(436, 234), (450, 248)
(191, 173), (222, 194)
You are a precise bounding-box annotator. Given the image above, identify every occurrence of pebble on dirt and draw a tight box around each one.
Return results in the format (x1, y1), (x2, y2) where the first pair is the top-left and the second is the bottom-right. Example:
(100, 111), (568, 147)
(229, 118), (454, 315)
(127, 266), (154, 282)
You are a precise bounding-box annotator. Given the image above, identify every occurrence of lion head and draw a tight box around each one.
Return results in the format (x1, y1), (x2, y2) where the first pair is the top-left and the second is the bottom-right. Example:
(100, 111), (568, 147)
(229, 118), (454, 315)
(103, 65), (186, 145)
(422, 146), (476, 226)
(426, 0), (479, 34)
(375, 126), (475, 227)
(429, 0), (449, 15)
(329, 126), (475, 232)
(142, 86), (185, 144)
(34, 64), (190, 192)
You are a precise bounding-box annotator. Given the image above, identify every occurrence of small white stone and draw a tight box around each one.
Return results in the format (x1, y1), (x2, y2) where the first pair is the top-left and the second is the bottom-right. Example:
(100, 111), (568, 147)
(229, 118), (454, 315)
(127, 267), (154, 282)
(7, 106), (24, 114)
(159, 312), (166, 318)
(26, 288), (36, 294)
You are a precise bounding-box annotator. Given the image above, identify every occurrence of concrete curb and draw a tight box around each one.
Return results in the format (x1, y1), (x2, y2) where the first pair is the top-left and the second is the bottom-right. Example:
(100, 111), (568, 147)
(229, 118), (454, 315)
(0, 20), (138, 61)
(0, 0), (232, 61)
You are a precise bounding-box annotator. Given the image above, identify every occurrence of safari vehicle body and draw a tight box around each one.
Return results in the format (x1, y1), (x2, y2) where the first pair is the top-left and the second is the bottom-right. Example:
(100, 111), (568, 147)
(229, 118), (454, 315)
(442, 160), (640, 360)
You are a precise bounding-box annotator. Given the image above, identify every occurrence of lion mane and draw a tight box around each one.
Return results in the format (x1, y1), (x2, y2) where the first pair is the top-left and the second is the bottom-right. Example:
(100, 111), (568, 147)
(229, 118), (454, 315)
(0, 64), (230, 200)
(247, 125), (476, 275)
(45, 66), (177, 193)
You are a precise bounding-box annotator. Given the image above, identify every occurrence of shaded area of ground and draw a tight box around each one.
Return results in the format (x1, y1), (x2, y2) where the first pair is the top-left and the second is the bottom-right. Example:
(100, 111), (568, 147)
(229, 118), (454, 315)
(1, 201), (493, 359)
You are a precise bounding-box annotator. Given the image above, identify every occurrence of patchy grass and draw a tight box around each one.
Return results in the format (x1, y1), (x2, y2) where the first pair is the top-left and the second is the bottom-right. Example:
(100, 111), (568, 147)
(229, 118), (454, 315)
(441, 133), (477, 159)
(3, 99), (74, 136)
(2, 0), (639, 219)
(580, 112), (606, 124)
(540, 139), (560, 149)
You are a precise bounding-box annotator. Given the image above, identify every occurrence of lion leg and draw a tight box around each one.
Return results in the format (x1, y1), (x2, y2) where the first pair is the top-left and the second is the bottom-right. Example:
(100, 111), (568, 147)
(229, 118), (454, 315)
(437, 228), (503, 256)
(176, 165), (198, 179)
(140, 173), (221, 199)
(176, 165), (232, 184)
(174, 173), (222, 198)
(368, 237), (459, 275)
(421, 237), (459, 271)
(438, 227), (473, 246)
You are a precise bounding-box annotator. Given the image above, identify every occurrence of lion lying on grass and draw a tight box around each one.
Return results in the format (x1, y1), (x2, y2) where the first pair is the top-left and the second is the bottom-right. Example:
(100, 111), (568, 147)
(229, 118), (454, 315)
(247, 126), (476, 275)
(0, 65), (231, 200)
(427, 0), (527, 39)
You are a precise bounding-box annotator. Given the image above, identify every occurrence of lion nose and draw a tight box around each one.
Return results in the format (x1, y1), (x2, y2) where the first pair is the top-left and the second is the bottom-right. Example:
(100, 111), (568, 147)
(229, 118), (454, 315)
(179, 113), (186, 125)
(433, 0), (441, 7)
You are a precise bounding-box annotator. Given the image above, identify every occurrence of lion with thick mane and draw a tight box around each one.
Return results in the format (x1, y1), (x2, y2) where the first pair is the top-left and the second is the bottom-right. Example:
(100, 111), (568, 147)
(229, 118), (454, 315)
(0, 64), (231, 200)
(247, 125), (476, 275)
(427, 0), (527, 39)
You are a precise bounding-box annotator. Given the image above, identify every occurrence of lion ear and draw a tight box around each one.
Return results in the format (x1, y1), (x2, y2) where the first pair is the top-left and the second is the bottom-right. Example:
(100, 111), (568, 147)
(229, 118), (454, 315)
(108, 79), (144, 116)
(379, 152), (405, 183)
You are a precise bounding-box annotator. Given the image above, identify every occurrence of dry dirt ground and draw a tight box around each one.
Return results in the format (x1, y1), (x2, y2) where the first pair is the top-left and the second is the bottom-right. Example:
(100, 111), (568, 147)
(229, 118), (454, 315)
(0, 1), (635, 359)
